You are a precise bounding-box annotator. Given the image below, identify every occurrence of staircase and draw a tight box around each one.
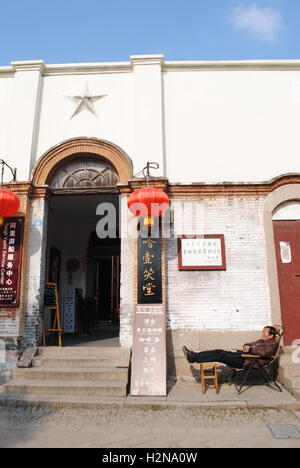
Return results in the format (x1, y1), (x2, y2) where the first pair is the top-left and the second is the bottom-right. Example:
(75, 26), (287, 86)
(279, 347), (300, 401)
(0, 346), (131, 407)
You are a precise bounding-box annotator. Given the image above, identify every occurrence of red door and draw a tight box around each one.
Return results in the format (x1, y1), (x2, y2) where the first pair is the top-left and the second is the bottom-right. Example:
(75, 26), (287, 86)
(273, 220), (300, 345)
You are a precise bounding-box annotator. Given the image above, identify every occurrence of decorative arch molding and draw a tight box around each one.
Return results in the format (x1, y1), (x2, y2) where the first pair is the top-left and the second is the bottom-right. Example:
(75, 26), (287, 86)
(32, 137), (133, 186)
(263, 183), (300, 333)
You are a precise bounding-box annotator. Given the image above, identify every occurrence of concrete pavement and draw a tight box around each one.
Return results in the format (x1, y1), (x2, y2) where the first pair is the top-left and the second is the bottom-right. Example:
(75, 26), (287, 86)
(0, 403), (300, 448)
(1, 379), (300, 448)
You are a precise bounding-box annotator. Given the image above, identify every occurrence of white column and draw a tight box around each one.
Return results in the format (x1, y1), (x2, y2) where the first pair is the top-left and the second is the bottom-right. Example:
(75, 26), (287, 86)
(7, 61), (44, 181)
(131, 55), (165, 176)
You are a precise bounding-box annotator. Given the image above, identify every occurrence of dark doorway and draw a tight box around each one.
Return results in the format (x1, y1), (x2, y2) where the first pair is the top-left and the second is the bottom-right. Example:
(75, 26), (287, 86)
(94, 256), (120, 323)
(46, 193), (121, 346)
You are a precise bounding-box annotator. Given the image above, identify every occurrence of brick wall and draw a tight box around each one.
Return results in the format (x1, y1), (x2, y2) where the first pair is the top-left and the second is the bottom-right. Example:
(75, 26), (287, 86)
(22, 197), (49, 346)
(166, 197), (271, 332)
(119, 195), (271, 349)
(0, 184), (31, 343)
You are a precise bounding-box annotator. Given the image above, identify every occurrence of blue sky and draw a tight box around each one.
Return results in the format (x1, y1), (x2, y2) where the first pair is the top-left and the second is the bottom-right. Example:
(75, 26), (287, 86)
(0, 0), (299, 65)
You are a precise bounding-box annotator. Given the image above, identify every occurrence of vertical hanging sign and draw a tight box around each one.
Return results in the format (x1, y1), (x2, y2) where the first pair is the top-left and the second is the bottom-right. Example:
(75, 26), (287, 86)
(0, 217), (24, 308)
(131, 223), (167, 396)
(138, 236), (162, 304)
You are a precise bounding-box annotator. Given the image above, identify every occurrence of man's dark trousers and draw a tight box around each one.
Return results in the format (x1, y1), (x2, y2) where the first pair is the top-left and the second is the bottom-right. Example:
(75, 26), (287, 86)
(189, 349), (245, 368)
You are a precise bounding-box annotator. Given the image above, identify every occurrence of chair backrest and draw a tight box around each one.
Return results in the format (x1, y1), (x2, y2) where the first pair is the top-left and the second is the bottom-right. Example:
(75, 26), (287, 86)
(270, 324), (285, 363)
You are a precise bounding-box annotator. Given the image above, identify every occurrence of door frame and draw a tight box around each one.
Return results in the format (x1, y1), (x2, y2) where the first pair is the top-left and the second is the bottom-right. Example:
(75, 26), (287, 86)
(263, 184), (300, 339)
(46, 190), (121, 336)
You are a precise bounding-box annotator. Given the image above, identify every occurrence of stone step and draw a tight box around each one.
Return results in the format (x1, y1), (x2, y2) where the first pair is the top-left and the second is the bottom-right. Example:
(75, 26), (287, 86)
(282, 376), (300, 390)
(37, 346), (130, 358)
(32, 356), (128, 368)
(281, 346), (300, 355)
(13, 367), (128, 382)
(2, 378), (128, 397)
(278, 355), (299, 366)
(293, 390), (300, 401)
(279, 365), (300, 380)
(281, 382), (300, 401)
(0, 393), (126, 409)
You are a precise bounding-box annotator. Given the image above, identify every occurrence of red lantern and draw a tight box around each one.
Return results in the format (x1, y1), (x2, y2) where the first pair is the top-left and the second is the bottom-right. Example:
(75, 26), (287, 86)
(0, 189), (20, 226)
(127, 187), (170, 226)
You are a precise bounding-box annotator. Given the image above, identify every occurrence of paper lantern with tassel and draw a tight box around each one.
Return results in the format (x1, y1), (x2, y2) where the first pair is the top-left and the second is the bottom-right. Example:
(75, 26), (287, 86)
(127, 187), (170, 226)
(0, 189), (20, 226)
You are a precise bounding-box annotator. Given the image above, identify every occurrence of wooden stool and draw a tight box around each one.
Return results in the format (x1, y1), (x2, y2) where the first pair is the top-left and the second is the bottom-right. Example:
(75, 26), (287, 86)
(200, 362), (219, 394)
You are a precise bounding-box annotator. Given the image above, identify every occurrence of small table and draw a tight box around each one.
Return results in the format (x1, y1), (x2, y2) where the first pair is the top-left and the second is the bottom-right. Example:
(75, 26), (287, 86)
(200, 362), (220, 394)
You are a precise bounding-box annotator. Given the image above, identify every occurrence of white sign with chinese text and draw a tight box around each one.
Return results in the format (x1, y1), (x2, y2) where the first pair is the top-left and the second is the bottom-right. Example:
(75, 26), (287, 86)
(181, 238), (222, 267)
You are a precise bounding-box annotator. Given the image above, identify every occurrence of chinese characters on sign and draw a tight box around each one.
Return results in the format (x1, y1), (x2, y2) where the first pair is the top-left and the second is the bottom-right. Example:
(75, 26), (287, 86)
(178, 235), (226, 270)
(0, 217), (24, 307)
(132, 223), (166, 396)
(131, 304), (166, 396)
(138, 236), (162, 303)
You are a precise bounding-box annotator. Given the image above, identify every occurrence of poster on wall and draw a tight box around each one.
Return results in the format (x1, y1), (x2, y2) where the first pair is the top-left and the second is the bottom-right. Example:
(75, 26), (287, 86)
(0, 217), (24, 308)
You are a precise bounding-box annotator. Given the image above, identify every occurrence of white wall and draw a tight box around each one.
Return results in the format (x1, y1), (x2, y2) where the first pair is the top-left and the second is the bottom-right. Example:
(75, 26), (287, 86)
(1, 57), (300, 184)
(36, 72), (135, 173)
(163, 68), (300, 183)
(0, 77), (14, 167)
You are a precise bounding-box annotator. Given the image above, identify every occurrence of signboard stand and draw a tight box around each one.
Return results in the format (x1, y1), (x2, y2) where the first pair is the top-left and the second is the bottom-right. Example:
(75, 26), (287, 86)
(43, 282), (63, 346)
(130, 219), (167, 397)
(131, 304), (166, 396)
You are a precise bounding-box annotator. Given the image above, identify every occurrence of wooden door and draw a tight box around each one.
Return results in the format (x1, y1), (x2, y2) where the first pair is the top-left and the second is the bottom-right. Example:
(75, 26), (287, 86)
(273, 220), (300, 345)
(111, 256), (120, 325)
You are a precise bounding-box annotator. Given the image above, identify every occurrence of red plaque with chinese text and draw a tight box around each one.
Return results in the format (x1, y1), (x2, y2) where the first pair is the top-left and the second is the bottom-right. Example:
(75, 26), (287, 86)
(0, 217), (24, 308)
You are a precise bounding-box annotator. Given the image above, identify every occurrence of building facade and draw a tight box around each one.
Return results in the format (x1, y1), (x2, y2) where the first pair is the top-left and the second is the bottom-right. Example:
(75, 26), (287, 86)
(0, 55), (300, 379)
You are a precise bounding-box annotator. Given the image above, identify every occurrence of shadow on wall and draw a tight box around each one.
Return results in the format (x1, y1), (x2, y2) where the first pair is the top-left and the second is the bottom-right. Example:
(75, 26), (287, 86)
(28, 225), (43, 257)
(166, 331), (177, 393)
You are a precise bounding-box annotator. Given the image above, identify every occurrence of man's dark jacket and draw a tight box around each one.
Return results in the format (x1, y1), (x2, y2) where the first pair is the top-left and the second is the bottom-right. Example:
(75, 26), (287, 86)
(242, 337), (278, 368)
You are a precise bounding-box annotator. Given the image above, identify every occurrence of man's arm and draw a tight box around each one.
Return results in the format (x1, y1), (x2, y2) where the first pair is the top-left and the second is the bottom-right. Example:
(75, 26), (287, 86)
(242, 340), (257, 352)
(247, 341), (277, 357)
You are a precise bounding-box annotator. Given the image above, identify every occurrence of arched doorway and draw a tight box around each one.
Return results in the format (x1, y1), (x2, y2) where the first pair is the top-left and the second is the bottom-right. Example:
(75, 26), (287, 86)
(32, 138), (133, 346)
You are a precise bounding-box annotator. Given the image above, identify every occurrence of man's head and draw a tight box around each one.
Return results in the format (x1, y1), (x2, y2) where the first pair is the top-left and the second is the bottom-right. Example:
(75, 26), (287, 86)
(262, 326), (277, 340)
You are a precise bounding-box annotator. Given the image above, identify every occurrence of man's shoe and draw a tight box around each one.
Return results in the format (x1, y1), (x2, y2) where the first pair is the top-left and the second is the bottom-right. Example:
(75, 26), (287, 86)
(182, 345), (193, 363)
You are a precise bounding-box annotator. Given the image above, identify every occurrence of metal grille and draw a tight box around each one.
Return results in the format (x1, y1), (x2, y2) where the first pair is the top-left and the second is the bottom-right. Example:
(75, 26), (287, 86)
(267, 424), (300, 439)
(51, 157), (119, 189)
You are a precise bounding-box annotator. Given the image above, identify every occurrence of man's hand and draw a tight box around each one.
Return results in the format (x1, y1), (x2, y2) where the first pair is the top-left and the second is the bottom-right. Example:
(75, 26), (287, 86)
(243, 346), (250, 353)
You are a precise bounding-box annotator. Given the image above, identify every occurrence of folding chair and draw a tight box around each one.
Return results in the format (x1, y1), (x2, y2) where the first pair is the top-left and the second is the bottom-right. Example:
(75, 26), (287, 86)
(230, 325), (284, 394)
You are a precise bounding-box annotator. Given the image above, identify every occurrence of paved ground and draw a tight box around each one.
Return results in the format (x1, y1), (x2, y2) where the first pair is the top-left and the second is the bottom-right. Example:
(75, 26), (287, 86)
(1, 361), (300, 448)
(0, 404), (300, 448)
(145, 379), (298, 408)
